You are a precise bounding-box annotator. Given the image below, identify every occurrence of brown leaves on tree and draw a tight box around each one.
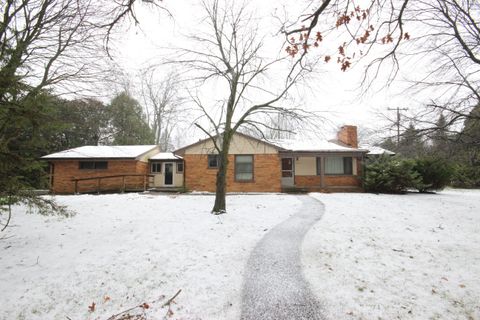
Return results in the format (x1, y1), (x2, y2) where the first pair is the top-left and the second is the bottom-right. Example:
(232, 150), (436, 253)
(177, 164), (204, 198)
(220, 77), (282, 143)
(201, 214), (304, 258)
(340, 60), (351, 72)
(285, 44), (299, 57)
(356, 30), (370, 44)
(336, 6), (369, 27)
(382, 34), (394, 44)
(336, 14), (351, 27)
(285, 4), (409, 73)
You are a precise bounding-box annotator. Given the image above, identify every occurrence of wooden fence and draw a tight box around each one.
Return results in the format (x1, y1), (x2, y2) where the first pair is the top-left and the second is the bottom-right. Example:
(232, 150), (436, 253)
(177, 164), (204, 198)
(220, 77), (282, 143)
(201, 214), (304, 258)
(71, 174), (155, 194)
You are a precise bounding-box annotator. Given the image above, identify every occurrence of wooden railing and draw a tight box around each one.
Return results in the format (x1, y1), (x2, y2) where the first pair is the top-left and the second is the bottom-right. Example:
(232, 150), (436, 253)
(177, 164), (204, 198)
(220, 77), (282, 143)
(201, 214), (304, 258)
(71, 174), (155, 194)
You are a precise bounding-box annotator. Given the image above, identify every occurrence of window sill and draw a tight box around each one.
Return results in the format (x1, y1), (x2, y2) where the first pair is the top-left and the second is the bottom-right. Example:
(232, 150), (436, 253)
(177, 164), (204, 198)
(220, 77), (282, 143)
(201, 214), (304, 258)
(234, 179), (255, 183)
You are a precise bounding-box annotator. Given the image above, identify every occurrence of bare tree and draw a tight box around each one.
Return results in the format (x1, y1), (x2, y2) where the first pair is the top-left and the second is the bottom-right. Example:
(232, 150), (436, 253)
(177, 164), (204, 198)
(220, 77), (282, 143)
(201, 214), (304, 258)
(0, 0), (164, 231)
(140, 70), (184, 151)
(244, 113), (298, 140)
(283, 0), (479, 135)
(173, 0), (313, 214)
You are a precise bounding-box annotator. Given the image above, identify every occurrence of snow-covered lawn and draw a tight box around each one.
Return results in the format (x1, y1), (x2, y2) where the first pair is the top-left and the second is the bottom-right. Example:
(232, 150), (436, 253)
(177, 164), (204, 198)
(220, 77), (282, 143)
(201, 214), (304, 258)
(0, 193), (300, 320)
(3, 190), (479, 320)
(303, 189), (480, 320)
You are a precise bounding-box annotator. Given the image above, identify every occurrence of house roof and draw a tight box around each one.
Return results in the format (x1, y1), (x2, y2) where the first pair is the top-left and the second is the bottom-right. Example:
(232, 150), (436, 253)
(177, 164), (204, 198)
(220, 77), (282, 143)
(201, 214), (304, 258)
(174, 131), (281, 154)
(150, 152), (183, 160)
(360, 145), (396, 155)
(270, 139), (368, 153)
(42, 145), (159, 160)
(175, 131), (368, 154)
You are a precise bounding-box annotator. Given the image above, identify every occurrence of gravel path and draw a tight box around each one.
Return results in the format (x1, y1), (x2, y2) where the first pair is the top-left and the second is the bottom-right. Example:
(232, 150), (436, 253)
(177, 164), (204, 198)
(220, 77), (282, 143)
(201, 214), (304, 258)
(240, 195), (326, 320)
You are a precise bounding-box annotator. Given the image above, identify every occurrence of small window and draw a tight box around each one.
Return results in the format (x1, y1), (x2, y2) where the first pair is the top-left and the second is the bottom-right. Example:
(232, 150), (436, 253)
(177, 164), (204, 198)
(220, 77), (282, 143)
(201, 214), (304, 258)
(235, 155), (253, 181)
(208, 155), (219, 168)
(79, 161), (108, 170)
(325, 157), (353, 175)
(151, 162), (162, 173)
(177, 162), (184, 173)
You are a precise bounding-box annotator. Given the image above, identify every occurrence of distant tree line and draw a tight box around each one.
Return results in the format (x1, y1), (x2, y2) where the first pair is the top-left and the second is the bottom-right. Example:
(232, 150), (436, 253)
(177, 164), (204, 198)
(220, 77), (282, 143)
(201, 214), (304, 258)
(372, 106), (480, 191)
(2, 90), (156, 191)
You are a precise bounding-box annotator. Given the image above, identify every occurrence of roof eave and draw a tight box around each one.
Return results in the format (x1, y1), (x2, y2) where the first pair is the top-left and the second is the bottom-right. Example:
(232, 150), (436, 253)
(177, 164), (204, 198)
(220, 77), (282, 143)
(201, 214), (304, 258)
(41, 157), (138, 161)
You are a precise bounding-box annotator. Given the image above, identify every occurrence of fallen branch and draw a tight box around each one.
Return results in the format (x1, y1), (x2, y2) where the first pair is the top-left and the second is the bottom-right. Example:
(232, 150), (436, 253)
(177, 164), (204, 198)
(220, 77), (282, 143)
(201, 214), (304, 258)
(162, 289), (182, 308)
(104, 289), (182, 320)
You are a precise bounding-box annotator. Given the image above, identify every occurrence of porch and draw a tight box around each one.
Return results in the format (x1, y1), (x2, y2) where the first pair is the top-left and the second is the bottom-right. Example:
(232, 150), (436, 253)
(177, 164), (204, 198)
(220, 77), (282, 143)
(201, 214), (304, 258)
(279, 152), (365, 192)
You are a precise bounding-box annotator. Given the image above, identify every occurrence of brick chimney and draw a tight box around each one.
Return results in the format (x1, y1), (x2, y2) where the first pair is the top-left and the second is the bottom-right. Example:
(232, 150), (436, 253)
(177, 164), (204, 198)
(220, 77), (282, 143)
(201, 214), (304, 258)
(337, 125), (358, 148)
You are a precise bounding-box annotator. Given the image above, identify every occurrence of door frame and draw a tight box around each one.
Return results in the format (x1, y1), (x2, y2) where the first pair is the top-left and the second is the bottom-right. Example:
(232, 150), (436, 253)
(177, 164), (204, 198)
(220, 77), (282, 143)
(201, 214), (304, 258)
(281, 157), (294, 186)
(164, 162), (174, 186)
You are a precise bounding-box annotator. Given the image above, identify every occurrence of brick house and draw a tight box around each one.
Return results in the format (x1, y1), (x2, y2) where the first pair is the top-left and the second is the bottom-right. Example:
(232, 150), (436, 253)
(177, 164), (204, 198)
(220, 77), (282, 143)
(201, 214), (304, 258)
(175, 125), (367, 193)
(42, 145), (161, 194)
(43, 125), (367, 194)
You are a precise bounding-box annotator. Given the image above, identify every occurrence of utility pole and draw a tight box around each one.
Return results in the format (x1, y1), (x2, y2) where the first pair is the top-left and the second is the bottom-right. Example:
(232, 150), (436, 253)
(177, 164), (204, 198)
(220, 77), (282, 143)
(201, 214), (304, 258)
(388, 107), (409, 145)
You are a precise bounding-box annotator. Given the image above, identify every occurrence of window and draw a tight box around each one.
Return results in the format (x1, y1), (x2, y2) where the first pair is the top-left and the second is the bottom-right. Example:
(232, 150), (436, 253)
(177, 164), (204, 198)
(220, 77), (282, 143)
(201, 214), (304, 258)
(151, 162), (162, 173)
(79, 161), (108, 170)
(235, 155), (253, 181)
(208, 154), (219, 168)
(177, 162), (184, 173)
(324, 157), (353, 175)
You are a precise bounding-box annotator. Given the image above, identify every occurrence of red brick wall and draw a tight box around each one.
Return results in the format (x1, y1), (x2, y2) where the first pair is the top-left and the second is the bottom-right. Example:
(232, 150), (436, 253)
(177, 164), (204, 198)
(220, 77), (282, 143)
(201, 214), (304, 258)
(294, 175), (361, 188)
(295, 176), (321, 187)
(324, 175), (362, 187)
(184, 154), (281, 192)
(337, 125), (358, 148)
(50, 160), (148, 194)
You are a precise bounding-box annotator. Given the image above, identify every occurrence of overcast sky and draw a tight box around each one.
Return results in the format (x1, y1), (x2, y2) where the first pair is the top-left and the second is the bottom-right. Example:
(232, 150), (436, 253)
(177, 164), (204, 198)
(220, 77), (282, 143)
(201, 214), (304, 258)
(111, 0), (423, 144)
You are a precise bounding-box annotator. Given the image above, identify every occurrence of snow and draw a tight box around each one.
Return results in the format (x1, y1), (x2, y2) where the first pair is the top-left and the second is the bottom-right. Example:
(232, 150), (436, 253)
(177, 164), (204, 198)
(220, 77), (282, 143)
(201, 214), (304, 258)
(41, 145), (158, 159)
(270, 139), (367, 152)
(149, 152), (183, 160)
(303, 189), (480, 320)
(359, 145), (395, 155)
(0, 193), (300, 320)
(3, 190), (479, 320)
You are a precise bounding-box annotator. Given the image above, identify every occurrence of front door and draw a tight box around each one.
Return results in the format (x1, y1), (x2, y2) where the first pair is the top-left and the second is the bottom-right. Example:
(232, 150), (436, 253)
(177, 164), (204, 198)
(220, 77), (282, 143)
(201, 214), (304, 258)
(281, 158), (294, 186)
(164, 163), (173, 185)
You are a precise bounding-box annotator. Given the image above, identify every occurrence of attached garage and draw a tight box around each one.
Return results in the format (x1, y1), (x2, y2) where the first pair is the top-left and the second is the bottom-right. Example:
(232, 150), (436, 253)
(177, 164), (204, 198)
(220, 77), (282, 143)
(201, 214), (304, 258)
(42, 145), (160, 194)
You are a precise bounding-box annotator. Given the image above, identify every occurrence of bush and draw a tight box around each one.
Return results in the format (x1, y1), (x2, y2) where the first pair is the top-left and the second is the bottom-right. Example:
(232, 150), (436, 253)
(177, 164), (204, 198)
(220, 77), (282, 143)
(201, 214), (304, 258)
(451, 164), (480, 188)
(364, 156), (421, 194)
(412, 157), (454, 192)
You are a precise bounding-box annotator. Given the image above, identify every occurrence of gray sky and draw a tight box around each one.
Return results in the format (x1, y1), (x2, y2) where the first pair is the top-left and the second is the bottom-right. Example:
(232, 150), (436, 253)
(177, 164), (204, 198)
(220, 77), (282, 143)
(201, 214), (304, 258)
(112, 0), (423, 144)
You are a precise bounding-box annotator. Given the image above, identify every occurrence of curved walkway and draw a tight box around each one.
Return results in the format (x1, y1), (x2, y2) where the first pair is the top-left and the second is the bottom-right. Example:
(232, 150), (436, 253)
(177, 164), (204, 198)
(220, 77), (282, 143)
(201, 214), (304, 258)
(241, 195), (326, 320)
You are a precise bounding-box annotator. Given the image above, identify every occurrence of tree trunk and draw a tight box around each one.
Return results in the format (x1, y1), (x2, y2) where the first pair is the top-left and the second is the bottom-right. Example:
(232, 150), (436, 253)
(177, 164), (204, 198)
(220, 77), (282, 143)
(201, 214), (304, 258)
(212, 133), (232, 214)
(212, 153), (228, 214)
